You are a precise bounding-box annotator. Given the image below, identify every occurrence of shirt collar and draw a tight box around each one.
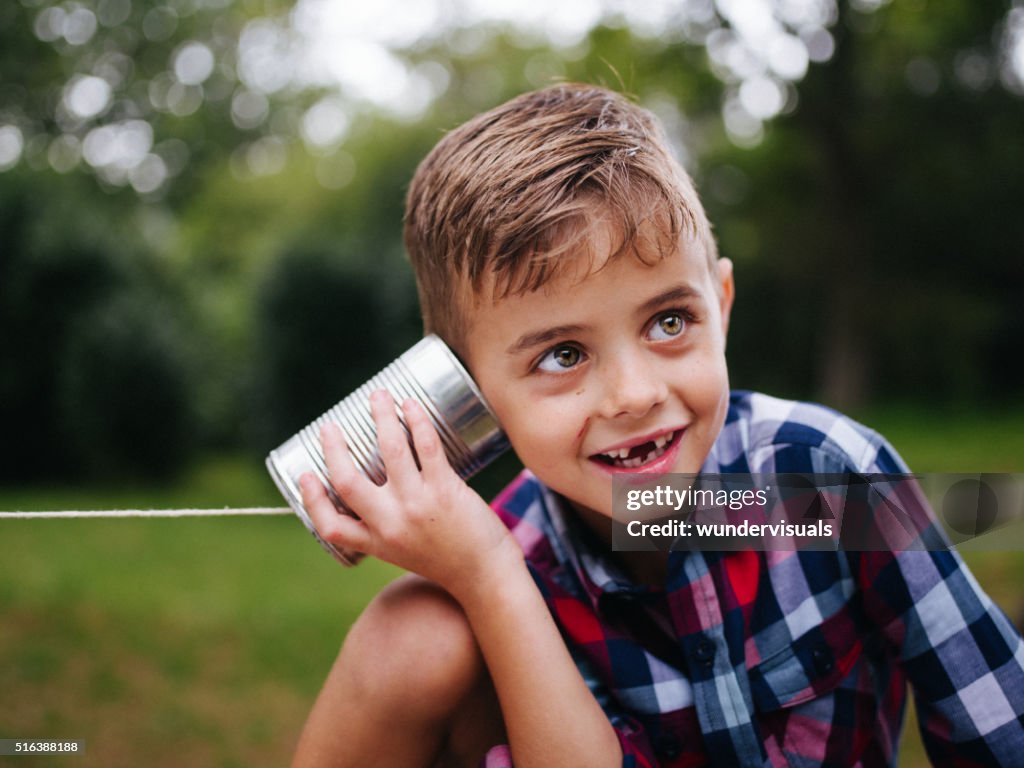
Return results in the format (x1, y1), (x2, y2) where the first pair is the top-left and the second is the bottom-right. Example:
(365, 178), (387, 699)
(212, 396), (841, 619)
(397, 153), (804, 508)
(538, 482), (661, 610)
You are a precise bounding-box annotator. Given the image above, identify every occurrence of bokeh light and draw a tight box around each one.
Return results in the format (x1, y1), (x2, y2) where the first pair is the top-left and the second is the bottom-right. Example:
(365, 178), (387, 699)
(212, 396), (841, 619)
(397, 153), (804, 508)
(301, 97), (349, 151)
(173, 41), (216, 86)
(5, 0), (1024, 191)
(64, 74), (113, 120)
(0, 125), (24, 171)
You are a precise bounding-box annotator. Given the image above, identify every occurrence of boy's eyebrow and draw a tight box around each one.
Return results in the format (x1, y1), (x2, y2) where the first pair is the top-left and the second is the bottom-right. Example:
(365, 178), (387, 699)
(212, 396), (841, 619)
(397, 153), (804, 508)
(507, 324), (588, 355)
(506, 284), (703, 356)
(637, 284), (701, 315)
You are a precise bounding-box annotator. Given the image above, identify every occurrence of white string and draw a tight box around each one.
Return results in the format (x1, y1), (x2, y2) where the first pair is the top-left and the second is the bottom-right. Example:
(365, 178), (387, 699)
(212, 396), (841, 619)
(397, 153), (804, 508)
(0, 507), (292, 519)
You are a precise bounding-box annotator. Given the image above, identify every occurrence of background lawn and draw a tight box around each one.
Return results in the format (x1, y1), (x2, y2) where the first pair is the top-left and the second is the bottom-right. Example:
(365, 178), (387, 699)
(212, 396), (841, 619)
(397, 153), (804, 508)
(1, 409), (1021, 767)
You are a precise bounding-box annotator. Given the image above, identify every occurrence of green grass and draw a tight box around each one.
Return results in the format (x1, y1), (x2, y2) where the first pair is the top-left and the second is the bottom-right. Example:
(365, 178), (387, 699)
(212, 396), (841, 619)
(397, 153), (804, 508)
(0, 411), (1021, 767)
(0, 456), (403, 767)
(850, 402), (1024, 472)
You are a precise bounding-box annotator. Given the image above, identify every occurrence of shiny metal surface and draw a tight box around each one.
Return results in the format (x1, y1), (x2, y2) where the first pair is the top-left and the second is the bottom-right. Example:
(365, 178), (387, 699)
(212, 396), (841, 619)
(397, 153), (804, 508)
(266, 335), (510, 566)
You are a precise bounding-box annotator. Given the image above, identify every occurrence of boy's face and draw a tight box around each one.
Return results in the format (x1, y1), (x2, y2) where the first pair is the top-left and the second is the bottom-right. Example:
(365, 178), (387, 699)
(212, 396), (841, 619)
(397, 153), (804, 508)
(462, 219), (735, 524)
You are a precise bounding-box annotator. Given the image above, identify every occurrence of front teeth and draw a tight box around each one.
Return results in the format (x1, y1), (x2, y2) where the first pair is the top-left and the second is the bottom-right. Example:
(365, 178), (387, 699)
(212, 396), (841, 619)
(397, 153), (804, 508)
(600, 430), (676, 467)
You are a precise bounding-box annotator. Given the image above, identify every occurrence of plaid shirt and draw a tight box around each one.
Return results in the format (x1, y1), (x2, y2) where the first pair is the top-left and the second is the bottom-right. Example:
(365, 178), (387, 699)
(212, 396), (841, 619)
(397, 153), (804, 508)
(486, 391), (1024, 767)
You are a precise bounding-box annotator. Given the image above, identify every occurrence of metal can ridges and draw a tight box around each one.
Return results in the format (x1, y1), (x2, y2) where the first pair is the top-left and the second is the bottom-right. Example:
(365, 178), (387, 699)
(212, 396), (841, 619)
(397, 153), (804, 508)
(388, 357), (476, 471)
(266, 335), (510, 566)
(297, 348), (489, 482)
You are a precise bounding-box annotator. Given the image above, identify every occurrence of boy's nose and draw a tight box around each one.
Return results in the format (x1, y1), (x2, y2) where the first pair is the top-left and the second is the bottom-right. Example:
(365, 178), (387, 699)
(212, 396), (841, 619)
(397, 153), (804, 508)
(598, 350), (669, 420)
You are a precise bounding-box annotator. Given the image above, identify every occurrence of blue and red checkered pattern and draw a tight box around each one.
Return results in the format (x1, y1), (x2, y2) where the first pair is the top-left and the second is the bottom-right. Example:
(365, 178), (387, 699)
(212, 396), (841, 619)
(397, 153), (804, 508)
(486, 391), (1024, 767)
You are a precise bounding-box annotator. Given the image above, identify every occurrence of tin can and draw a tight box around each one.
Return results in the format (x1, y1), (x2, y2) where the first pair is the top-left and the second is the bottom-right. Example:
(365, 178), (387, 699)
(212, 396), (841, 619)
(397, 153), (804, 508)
(266, 335), (510, 566)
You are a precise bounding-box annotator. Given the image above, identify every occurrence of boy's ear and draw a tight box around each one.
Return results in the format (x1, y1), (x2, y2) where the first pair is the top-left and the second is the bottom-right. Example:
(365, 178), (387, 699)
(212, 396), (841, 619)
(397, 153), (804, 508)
(716, 258), (735, 337)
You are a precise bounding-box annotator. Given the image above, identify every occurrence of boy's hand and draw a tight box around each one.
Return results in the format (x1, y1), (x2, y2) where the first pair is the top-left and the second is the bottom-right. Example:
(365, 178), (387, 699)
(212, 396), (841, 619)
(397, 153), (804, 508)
(302, 390), (624, 768)
(299, 390), (519, 596)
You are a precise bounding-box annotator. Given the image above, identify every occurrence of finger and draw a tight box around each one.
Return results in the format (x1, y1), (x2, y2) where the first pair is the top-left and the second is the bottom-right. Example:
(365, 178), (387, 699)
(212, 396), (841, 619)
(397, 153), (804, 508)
(403, 398), (453, 484)
(300, 472), (373, 554)
(320, 420), (377, 514)
(369, 390), (419, 490)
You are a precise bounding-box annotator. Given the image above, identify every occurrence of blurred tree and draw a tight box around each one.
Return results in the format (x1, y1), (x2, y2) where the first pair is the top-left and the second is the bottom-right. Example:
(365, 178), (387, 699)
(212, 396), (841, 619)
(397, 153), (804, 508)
(58, 293), (196, 480)
(0, 0), (302, 201)
(703, 0), (1024, 407)
(248, 244), (420, 451)
(2, 0), (1022, 486)
(0, 171), (197, 481)
(0, 174), (117, 480)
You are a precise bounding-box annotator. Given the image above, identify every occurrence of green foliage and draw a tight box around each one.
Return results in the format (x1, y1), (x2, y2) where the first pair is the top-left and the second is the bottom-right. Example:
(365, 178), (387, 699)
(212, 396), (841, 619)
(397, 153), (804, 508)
(0, 183), (110, 477)
(248, 245), (420, 451)
(703, 1), (1024, 406)
(0, 173), (197, 481)
(0, 0), (296, 202)
(2, 0), (1023, 478)
(58, 294), (196, 480)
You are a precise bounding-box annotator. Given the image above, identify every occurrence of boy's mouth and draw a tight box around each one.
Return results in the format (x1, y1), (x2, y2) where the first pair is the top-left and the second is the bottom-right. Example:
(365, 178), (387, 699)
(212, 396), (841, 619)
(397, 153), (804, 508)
(590, 429), (683, 469)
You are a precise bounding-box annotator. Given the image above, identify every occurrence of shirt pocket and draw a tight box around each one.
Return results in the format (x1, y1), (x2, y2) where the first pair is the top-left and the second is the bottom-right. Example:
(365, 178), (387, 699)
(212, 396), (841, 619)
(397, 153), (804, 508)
(747, 628), (863, 712)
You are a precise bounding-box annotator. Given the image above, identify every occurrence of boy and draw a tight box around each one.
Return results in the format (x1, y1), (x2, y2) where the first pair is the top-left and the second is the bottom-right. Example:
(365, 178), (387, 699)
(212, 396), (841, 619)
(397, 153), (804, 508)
(292, 85), (1024, 767)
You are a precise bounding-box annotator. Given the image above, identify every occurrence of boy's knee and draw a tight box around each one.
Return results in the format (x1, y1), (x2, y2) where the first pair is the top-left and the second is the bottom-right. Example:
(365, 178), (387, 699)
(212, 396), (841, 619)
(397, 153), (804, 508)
(342, 574), (484, 719)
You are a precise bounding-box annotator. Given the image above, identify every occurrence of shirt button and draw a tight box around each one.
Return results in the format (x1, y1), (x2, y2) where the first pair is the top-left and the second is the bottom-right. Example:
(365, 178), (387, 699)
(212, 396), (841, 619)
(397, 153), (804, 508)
(812, 644), (834, 675)
(655, 733), (682, 760)
(694, 638), (716, 668)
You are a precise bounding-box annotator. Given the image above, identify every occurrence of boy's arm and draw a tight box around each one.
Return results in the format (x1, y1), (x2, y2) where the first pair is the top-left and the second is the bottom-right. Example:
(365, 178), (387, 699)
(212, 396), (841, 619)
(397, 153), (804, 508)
(300, 391), (626, 768)
(851, 544), (1024, 764)
(454, 551), (640, 768)
(842, 469), (1024, 765)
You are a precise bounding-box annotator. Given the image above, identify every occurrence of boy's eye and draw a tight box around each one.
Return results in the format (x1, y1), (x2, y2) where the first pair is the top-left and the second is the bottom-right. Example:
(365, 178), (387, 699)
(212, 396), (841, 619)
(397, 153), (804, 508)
(648, 312), (686, 341)
(536, 345), (583, 373)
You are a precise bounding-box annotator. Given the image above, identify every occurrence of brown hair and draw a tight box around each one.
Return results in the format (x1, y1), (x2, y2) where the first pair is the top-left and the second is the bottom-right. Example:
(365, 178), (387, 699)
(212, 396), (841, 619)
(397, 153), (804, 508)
(403, 83), (717, 353)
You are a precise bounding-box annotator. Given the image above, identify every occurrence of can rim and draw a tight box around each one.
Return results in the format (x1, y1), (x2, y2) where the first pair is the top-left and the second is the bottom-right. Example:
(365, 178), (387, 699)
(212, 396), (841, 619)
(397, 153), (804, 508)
(427, 334), (504, 430)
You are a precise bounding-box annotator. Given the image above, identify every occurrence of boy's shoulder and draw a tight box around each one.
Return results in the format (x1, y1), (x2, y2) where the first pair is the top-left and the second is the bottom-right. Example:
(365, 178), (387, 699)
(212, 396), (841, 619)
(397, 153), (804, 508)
(712, 390), (908, 476)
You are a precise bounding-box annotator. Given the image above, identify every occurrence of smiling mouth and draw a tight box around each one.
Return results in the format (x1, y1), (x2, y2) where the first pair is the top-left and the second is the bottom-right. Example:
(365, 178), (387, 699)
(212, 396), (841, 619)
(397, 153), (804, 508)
(591, 430), (682, 469)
